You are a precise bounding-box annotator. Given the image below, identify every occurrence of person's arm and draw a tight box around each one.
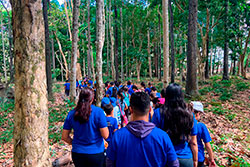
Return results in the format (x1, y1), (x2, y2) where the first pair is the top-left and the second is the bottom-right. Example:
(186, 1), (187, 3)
(205, 142), (216, 166)
(100, 127), (109, 139)
(124, 103), (128, 111)
(62, 129), (73, 145)
(189, 135), (198, 167)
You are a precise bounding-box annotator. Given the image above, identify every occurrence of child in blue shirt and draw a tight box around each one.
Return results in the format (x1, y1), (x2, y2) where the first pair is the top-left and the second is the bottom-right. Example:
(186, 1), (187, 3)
(103, 104), (118, 143)
(106, 92), (179, 167)
(64, 80), (70, 96)
(191, 101), (216, 167)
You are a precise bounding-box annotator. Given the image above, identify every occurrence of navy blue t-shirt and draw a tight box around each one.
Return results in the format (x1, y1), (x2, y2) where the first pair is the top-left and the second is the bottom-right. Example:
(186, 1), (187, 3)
(197, 122), (212, 162)
(106, 116), (118, 143)
(106, 87), (118, 97)
(107, 127), (177, 167)
(64, 83), (70, 90)
(63, 105), (107, 154)
(152, 108), (197, 159)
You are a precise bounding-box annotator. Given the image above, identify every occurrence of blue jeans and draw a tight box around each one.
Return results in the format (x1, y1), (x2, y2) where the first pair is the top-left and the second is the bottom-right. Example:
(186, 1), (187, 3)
(178, 158), (193, 167)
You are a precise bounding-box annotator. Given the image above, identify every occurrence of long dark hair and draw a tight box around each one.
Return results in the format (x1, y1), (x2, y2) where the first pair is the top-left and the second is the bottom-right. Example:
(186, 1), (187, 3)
(117, 90), (124, 104)
(161, 83), (193, 145)
(74, 87), (94, 123)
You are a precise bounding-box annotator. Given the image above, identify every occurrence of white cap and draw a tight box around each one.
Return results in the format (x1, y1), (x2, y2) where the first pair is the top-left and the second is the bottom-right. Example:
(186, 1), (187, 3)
(191, 101), (204, 113)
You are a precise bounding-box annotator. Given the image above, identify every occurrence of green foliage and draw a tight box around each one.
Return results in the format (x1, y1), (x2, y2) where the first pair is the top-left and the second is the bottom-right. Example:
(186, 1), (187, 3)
(225, 113), (236, 121)
(0, 98), (14, 144)
(199, 86), (213, 95)
(235, 82), (249, 91)
(211, 106), (227, 115)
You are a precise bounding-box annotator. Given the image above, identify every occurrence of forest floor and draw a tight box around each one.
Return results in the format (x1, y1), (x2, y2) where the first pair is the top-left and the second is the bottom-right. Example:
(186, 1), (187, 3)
(0, 75), (250, 167)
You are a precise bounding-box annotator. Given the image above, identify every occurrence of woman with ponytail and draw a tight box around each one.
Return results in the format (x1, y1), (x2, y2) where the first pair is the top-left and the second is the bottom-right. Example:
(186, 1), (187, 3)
(62, 87), (109, 167)
(152, 83), (198, 167)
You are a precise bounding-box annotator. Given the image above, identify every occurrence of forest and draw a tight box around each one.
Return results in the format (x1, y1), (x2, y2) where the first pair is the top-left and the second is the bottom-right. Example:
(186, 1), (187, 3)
(0, 0), (250, 166)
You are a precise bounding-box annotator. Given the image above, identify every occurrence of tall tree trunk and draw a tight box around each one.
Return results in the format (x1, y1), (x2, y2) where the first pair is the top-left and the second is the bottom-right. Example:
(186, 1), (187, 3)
(162, 0), (169, 86)
(70, 0), (80, 102)
(186, 0), (199, 96)
(51, 38), (55, 80)
(126, 40), (128, 78)
(205, 32), (209, 79)
(1, 11), (7, 84)
(212, 47), (216, 74)
(154, 41), (158, 77)
(210, 16), (214, 76)
(158, 14), (162, 81)
(148, 29), (152, 79)
(223, 0), (229, 80)
(169, 0), (175, 83)
(114, 0), (119, 81)
(90, 46), (96, 80)
(59, 53), (64, 81)
(120, 7), (124, 81)
(232, 59), (236, 75)
(64, 0), (72, 41)
(11, 0), (50, 165)
(109, 0), (115, 79)
(96, 0), (105, 107)
(87, 0), (92, 77)
(82, 41), (86, 77)
(42, 0), (53, 99)
(106, 1), (110, 77)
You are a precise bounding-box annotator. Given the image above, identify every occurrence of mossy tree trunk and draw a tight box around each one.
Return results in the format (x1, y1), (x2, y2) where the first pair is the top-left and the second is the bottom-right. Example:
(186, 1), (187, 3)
(11, 0), (50, 166)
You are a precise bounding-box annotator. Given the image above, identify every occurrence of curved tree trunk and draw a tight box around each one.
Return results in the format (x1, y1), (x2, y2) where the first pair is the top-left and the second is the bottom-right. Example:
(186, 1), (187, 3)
(11, 0), (50, 165)
(1, 11), (7, 84)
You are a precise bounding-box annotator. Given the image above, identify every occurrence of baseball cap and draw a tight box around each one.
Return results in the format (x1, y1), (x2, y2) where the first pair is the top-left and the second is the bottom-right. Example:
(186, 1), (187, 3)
(101, 97), (110, 108)
(191, 101), (204, 113)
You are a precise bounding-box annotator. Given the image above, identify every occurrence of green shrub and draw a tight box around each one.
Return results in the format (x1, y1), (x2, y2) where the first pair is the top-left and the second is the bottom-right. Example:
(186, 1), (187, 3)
(211, 106), (227, 115)
(225, 113), (236, 121)
(219, 89), (233, 101)
(235, 82), (249, 91)
(199, 86), (213, 95)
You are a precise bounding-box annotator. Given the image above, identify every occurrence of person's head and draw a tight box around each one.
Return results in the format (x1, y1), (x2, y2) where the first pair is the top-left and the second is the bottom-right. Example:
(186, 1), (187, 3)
(164, 83), (185, 109)
(123, 86), (128, 92)
(149, 92), (156, 100)
(111, 87), (118, 98)
(117, 90), (124, 102)
(81, 81), (84, 85)
(66, 79), (69, 83)
(148, 82), (152, 87)
(130, 92), (151, 117)
(151, 86), (157, 92)
(141, 82), (146, 88)
(101, 97), (111, 108)
(110, 82), (114, 87)
(190, 101), (204, 120)
(114, 81), (120, 87)
(127, 81), (132, 85)
(105, 81), (110, 88)
(74, 88), (94, 123)
(103, 104), (114, 116)
(132, 85), (138, 91)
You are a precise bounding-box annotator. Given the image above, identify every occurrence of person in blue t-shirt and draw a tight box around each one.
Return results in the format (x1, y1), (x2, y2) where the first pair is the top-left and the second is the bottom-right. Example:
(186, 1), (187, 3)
(151, 86), (161, 98)
(106, 82), (118, 97)
(106, 92), (179, 167)
(64, 80), (70, 96)
(145, 82), (152, 95)
(152, 83), (198, 167)
(62, 88), (109, 167)
(191, 101), (216, 167)
(103, 104), (118, 143)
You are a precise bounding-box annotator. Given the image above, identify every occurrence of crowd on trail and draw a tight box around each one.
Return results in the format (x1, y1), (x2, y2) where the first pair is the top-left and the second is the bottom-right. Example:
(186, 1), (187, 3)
(62, 77), (216, 167)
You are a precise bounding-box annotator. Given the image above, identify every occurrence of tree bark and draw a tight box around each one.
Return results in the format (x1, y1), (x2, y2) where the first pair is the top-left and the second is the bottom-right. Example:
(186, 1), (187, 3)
(125, 40), (128, 78)
(120, 7), (124, 81)
(51, 38), (56, 81)
(154, 41), (158, 78)
(87, 0), (92, 77)
(109, 0), (115, 79)
(114, 0), (119, 81)
(42, 0), (53, 99)
(223, 0), (229, 80)
(186, 0), (199, 96)
(11, 0), (50, 165)
(82, 40), (86, 77)
(1, 11), (7, 84)
(90, 46), (96, 80)
(169, 0), (175, 83)
(158, 13), (162, 81)
(106, 1), (110, 77)
(70, 0), (80, 102)
(147, 29), (152, 79)
(205, 32), (209, 79)
(162, 0), (169, 87)
(64, 0), (72, 41)
(96, 0), (105, 107)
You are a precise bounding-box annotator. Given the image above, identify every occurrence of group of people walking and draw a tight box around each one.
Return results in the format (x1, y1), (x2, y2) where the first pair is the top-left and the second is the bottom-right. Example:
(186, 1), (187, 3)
(62, 78), (216, 167)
